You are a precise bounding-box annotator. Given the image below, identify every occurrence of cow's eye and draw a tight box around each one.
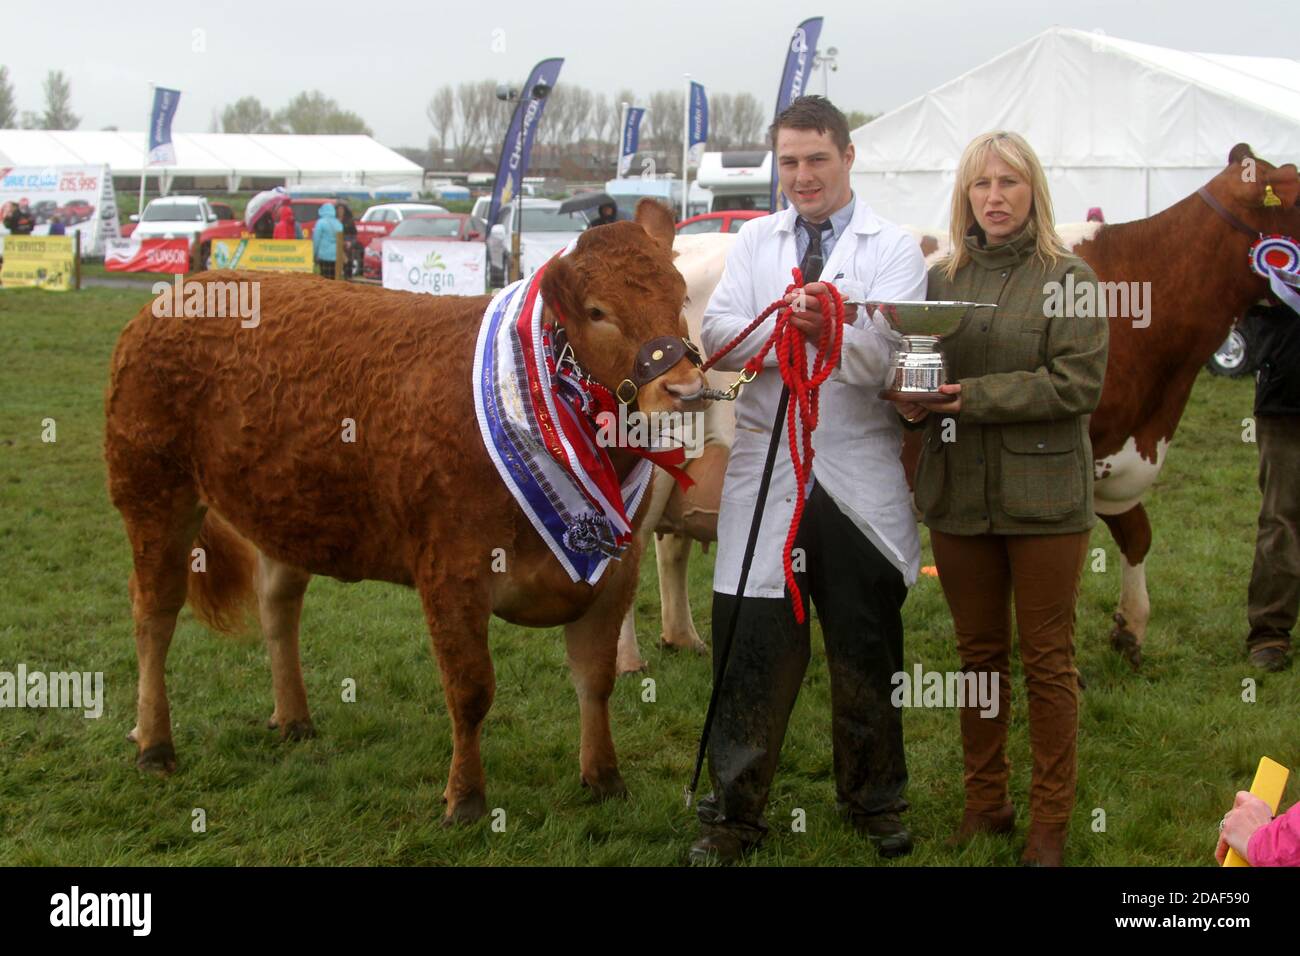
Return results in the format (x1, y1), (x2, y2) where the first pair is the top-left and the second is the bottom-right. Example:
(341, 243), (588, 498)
(587, 307), (605, 321)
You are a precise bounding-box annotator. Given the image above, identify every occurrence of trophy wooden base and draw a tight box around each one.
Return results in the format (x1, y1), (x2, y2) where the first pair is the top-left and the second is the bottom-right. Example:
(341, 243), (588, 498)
(879, 389), (955, 404)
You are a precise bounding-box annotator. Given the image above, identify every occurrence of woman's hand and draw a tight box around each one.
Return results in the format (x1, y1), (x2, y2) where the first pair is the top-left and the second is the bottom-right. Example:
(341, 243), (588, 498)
(1215, 791), (1273, 864)
(927, 382), (962, 415)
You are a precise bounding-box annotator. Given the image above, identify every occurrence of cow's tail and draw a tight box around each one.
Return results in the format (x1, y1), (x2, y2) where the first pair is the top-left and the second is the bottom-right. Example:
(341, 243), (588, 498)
(187, 509), (257, 634)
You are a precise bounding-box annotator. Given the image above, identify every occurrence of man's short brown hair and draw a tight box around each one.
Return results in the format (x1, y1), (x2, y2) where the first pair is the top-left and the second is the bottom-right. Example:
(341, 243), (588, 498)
(769, 95), (851, 154)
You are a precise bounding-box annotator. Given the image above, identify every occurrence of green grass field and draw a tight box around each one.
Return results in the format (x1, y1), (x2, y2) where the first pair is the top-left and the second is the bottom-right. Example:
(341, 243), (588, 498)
(0, 285), (1295, 866)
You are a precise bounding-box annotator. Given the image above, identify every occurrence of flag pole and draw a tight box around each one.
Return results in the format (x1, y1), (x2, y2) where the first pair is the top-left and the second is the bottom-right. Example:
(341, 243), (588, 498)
(680, 74), (690, 222)
(138, 82), (152, 218)
(618, 101), (628, 179)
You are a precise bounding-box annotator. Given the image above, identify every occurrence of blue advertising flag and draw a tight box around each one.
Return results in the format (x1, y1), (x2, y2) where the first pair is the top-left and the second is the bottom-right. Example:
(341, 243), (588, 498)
(147, 87), (182, 167)
(687, 82), (708, 167)
(619, 107), (646, 177)
(770, 17), (824, 211)
(487, 58), (565, 231)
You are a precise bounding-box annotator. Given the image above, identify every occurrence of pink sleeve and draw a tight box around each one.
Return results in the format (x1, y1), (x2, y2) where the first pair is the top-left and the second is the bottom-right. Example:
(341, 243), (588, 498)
(1247, 801), (1300, 867)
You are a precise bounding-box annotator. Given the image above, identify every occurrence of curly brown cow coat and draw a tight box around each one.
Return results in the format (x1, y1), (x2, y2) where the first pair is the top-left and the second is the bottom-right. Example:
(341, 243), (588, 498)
(104, 200), (704, 824)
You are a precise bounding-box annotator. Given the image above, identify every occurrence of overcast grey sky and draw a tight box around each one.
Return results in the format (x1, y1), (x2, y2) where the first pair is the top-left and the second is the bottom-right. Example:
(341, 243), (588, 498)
(5, 0), (1291, 147)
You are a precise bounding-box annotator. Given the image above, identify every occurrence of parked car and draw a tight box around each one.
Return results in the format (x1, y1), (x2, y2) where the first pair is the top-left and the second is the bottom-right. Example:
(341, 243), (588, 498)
(363, 213), (473, 280)
(355, 202), (452, 248)
(1206, 303), (1269, 378)
(128, 196), (245, 267)
(482, 198), (586, 287)
(675, 210), (766, 235)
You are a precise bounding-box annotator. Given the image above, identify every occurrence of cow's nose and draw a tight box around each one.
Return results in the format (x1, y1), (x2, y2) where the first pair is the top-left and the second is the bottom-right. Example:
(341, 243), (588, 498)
(666, 372), (708, 410)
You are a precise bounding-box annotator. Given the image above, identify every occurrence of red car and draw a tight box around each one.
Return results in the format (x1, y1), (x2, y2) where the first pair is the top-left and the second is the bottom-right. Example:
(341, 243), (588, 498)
(363, 213), (474, 280)
(675, 210), (765, 234)
(57, 199), (96, 225)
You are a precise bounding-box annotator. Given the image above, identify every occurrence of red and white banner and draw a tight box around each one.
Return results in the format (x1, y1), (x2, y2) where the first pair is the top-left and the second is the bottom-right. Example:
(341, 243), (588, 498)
(105, 237), (190, 273)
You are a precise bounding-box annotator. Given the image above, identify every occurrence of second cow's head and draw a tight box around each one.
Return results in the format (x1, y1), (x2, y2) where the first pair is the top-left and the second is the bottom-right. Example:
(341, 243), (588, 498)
(541, 198), (706, 416)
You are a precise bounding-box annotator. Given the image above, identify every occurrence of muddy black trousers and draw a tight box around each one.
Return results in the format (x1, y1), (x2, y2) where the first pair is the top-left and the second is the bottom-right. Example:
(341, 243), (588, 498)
(697, 482), (910, 840)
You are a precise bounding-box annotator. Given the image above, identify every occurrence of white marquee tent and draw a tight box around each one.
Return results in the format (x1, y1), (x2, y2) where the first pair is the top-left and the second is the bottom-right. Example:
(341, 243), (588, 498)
(851, 26), (1300, 229)
(0, 130), (424, 194)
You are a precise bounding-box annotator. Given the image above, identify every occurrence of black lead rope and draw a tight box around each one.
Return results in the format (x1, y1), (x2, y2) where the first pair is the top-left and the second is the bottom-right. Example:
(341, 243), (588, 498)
(685, 382), (791, 807)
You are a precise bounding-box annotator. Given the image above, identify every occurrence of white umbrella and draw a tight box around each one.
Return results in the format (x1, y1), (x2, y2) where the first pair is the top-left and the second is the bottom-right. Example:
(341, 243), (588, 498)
(244, 187), (291, 229)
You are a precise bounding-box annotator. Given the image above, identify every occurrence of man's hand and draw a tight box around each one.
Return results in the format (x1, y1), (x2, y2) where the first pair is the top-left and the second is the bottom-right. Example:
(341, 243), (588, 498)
(892, 401), (930, 424)
(784, 282), (858, 339)
(1215, 791), (1273, 864)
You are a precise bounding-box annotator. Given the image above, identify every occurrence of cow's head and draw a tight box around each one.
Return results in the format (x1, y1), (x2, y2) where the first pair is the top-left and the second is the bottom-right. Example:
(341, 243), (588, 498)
(1213, 144), (1300, 234)
(541, 198), (706, 416)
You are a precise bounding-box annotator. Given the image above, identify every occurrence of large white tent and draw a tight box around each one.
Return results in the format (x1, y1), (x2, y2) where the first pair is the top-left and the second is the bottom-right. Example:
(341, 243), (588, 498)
(0, 130), (424, 194)
(851, 26), (1300, 229)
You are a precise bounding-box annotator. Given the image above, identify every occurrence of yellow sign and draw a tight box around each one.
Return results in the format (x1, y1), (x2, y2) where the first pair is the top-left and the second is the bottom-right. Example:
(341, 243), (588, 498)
(211, 238), (313, 273)
(0, 236), (75, 290)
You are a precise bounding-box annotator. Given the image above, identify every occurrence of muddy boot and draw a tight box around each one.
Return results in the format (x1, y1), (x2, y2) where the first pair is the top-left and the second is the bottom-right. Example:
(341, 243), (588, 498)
(948, 803), (1016, 847)
(1020, 820), (1069, 867)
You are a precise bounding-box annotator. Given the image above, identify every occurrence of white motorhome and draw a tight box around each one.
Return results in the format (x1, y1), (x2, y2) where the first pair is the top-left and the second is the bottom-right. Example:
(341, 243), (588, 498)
(602, 178), (711, 221)
(696, 151), (772, 212)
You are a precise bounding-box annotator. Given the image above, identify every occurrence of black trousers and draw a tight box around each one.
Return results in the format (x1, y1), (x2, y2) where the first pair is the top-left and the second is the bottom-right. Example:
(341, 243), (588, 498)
(697, 481), (910, 839)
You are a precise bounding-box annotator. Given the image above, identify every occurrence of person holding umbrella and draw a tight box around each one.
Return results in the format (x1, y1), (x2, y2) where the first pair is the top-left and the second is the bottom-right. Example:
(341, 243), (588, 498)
(690, 95), (927, 864)
(590, 200), (619, 228)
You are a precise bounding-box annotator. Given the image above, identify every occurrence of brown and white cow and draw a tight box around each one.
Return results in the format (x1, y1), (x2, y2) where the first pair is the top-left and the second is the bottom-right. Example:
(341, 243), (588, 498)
(104, 200), (704, 824)
(635, 146), (1300, 672)
(1075, 145), (1299, 666)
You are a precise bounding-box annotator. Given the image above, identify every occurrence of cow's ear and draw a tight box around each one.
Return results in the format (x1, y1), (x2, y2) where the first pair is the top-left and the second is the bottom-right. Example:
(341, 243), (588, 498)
(1267, 164), (1300, 208)
(1229, 143), (1255, 165)
(540, 255), (584, 324)
(634, 198), (676, 253)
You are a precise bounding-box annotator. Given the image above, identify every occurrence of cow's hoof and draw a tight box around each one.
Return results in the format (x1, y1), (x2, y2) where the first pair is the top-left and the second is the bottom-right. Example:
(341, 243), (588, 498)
(441, 793), (488, 827)
(280, 719), (317, 742)
(660, 634), (708, 656)
(1109, 619), (1143, 670)
(582, 771), (630, 802)
(617, 656), (649, 677)
(126, 725), (139, 743)
(136, 742), (177, 775)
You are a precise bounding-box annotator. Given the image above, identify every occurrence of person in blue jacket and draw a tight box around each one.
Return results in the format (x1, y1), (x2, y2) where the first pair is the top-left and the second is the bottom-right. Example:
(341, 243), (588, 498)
(312, 203), (344, 278)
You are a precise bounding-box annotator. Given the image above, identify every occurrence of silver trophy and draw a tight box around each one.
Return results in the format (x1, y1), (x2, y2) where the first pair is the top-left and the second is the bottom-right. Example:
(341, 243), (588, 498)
(858, 300), (997, 403)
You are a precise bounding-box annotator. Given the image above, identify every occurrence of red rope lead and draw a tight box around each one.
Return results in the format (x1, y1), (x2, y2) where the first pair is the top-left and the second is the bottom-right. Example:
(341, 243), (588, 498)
(702, 267), (846, 623)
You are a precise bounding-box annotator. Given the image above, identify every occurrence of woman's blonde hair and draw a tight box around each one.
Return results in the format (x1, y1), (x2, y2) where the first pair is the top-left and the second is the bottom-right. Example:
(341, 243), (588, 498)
(940, 131), (1070, 281)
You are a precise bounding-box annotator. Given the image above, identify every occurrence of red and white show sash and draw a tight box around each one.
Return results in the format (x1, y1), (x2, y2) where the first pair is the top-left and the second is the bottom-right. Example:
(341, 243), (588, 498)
(105, 237), (190, 273)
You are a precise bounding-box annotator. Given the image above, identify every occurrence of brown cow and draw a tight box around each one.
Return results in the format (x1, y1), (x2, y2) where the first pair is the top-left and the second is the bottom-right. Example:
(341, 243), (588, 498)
(104, 200), (704, 824)
(650, 147), (1300, 671)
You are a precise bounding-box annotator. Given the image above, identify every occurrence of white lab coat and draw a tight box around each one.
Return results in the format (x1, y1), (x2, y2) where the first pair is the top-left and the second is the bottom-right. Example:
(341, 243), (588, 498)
(701, 198), (927, 597)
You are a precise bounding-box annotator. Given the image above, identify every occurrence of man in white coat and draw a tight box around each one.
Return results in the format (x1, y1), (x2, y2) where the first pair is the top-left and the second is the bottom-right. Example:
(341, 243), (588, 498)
(689, 96), (926, 864)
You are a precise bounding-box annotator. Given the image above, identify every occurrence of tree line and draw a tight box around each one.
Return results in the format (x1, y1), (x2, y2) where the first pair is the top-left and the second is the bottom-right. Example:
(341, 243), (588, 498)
(0, 68), (79, 130)
(0, 65), (878, 173)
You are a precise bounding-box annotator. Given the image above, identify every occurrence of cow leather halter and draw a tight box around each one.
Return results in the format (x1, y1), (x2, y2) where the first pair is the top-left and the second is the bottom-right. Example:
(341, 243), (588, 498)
(1196, 186), (1262, 239)
(551, 324), (704, 410)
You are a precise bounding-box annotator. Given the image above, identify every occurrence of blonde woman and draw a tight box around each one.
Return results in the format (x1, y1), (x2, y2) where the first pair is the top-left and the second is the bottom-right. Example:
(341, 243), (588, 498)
(892, 132), (1108, 866)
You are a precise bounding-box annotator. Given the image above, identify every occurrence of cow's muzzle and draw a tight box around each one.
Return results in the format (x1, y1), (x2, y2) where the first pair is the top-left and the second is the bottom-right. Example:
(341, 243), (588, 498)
(616, 336), (705, 406)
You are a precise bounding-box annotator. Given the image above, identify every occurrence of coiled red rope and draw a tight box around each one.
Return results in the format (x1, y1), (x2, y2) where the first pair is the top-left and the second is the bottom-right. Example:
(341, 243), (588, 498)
(701, 267), (846, 622)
